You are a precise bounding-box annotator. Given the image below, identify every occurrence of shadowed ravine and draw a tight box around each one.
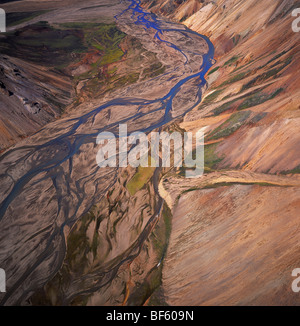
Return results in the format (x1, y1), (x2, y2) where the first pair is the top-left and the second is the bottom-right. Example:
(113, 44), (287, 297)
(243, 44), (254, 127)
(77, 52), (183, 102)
(0, 0), (214, 305)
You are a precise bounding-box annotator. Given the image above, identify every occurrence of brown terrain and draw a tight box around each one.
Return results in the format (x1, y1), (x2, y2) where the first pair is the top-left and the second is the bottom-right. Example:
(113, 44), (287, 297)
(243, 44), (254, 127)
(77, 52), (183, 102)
(0, 0), (164, 151)
(0, 0), (300, 306)
(142, 0), (300, 305)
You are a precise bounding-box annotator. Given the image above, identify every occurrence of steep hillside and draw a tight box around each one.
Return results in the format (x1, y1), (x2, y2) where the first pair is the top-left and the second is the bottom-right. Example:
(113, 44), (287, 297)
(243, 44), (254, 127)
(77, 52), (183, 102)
(1, 0), (299, 306)
(0, 1), (165, 151)
(0, 0), (210, 305)
(0, 54), (73, 151)
(141, 0), (300, 305)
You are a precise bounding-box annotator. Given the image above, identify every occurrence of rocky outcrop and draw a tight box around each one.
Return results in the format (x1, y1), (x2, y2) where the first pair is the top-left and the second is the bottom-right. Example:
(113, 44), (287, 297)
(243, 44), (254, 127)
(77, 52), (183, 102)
(0, 55), (74, 151)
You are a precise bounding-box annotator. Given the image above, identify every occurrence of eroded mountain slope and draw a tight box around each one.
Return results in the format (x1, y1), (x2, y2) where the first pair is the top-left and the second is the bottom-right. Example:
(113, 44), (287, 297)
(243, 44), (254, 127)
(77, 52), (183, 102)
(0, 0), (165, 151)
(0, 0), (213, 305)
(141, 0), (300, 305)
(1, 0), (299, 306)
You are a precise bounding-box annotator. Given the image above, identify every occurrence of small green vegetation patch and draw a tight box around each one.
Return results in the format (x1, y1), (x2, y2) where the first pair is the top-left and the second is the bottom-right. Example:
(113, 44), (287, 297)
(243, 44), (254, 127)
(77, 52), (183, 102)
(212, 88), (283, 116)
(207, 111), (251, 140)
(182, 181), (286, 194)
(202, 89), (224, 105)
(211, 98), (239, 116)
(237, 88), (283, 111)
(242, 57), (293, 91)
(127, 166), (155, 196)
(281, 164), (300, 175)
(204, 143), (224, 172)
(218, 70), (251, 87)
(207, 66), (220, 75)
(224, 55), (239, 66)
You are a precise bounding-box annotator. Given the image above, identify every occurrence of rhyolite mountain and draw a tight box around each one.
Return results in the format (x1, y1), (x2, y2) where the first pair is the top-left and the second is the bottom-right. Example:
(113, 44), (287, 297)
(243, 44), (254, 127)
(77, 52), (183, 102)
(141, 0), (300, 305)
(0, 0), (300, 306)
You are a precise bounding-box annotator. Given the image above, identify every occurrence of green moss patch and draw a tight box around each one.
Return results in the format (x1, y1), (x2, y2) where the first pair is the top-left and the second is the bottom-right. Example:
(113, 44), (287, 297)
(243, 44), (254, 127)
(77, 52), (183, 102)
(207, 111), (251, 140)
(281, 165), (300, 175)
(127, 166), (155, 196)
(182, 181), (286, 194)
(242, 58), (292, 91)
(202, 89), (224, 106)
(212, 88), (283, 116)
(207, 66), (220, 75)
(237, 88), (283, 111)
(218, 70), (251, 87)
(224, 55), (239, 66)
(204, 143), (224, 171)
